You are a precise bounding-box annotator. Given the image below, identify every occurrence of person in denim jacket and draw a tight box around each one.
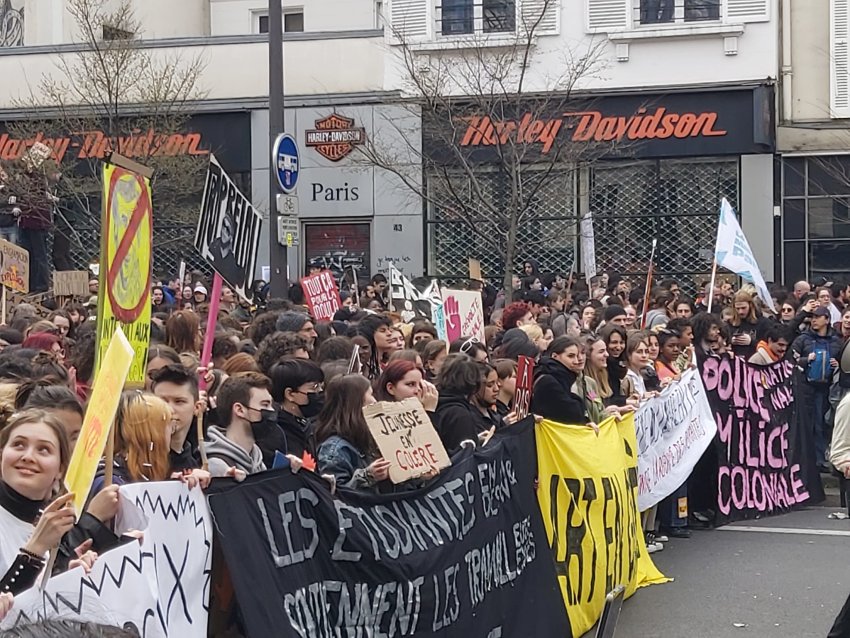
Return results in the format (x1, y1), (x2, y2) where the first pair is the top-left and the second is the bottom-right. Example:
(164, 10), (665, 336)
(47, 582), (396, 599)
(316, 375), (390, 491)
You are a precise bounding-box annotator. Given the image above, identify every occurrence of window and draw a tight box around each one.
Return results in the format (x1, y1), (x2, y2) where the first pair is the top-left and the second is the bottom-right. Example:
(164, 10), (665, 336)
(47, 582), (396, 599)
(256, 10), (304, 34)
(375, 0), (384, 28)
(438, 0), (516, 36)
(638, 0), (720, 25)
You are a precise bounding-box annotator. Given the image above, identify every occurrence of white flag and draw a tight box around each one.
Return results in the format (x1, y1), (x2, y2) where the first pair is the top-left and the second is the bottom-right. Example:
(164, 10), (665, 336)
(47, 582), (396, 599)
(580, 211), (597, 285)
(714, 198), (776, 312)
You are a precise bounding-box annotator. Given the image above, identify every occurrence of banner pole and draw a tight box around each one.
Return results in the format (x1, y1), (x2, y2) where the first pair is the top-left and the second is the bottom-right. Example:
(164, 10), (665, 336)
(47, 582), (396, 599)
(104, 421), (115, 487)
(1, 285), (6, 325)
(639, 239), (658, 330)
(197, 273), (223, 471)
(707, 258), (718, 313)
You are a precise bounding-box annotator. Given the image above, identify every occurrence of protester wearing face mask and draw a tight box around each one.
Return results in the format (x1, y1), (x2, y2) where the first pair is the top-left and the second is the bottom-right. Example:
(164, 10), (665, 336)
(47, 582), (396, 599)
(258, 359), (325, 467)
(205, 373), (275, 478)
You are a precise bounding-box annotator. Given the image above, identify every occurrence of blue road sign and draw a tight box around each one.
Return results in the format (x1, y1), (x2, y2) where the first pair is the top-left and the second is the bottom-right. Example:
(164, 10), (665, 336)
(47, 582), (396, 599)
(273, 133), (299, 194)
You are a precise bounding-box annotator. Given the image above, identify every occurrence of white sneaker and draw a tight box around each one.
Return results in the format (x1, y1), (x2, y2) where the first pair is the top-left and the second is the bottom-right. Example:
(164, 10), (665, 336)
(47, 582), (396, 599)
(646, 542), (661, 554)
(656, 534), (669, 543)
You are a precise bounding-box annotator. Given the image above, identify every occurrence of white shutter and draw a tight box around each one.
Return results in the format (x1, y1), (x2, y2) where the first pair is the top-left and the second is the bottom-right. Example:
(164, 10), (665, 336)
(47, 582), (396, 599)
(389, 0), (431, 42)
(585, 0), (629, 33)
(520, 0), (560, 36)
(832, 0), (850, 118)
(722, 0), (769, 23)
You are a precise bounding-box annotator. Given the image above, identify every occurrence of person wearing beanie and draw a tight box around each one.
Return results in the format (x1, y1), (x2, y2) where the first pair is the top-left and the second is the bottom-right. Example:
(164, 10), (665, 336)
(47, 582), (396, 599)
(602, 304), (628, 328)
(275, 311), (318, 347)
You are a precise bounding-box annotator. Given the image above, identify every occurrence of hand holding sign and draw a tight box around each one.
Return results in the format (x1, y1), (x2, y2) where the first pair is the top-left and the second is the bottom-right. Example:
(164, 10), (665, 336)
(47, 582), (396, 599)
(24, 492), (77, 556)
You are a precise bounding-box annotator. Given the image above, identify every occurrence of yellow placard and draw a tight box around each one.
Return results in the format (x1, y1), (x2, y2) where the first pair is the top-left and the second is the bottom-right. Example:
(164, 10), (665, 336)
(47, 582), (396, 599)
(536, 413), (669, 637)
(95, 161), (153, 385)
(0, 238), (29, 293)
(64, 328), (134, 515)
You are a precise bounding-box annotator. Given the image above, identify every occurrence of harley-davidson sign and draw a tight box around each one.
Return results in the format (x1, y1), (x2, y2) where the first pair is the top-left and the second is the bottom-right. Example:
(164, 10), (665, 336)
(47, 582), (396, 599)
(305, 114), (365, 162)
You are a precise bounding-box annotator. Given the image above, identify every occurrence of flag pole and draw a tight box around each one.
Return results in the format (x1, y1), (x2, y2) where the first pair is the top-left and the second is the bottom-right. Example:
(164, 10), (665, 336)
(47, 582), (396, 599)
(706, 258), (718, 313)
(639, 239), (657, 330)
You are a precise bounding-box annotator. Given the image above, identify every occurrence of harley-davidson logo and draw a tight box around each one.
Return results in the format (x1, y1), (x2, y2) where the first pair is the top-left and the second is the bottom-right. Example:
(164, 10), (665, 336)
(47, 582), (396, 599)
(305, 114), (365, 162)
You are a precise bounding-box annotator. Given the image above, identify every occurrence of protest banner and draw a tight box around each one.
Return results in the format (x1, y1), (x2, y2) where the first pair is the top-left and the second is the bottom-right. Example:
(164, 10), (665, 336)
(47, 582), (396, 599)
(634, 368), (717, 511)
(514, 355), (535, 420)
(0, 237), (28, 293)
(65, 328), (134, 515)
(2, 482), (212, 638)
(701, 355), (812, 524)
(195, 154), (263, 301)
(389, 263), (442, 323)
(301, 269), (341, 321)
(206, 419), (571, 638)
(440, 288), (486, 344)
(53, 270), (90, 297)
(363, 397), (451, 483)
(95, 155), (153, 385)
(536, 414), (668, 637)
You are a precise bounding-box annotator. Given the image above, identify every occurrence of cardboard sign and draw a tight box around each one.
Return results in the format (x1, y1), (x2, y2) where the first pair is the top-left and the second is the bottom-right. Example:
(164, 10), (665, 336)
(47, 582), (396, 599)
(300, 270), (341, 321)
(195, 154), (263, 301)
(95, 160), (152, 385)
(439, 288), (486, 345)
(65, 328), (134, 515)
(0, 238), (28, 293)
(468, 258), (483, 282)
(53, 270), (90, 297)
(515, 355), (535, 420)
(364, 398), (451, 483)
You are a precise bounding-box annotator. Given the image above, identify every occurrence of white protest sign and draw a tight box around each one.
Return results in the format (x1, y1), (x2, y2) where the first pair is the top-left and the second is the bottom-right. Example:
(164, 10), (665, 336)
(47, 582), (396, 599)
(634, 367), (717, 511)
(440, 288), (485, 345)
(364, 398), (452, 483)
(2, 482), (213, 637)
(580, 211), (597, 285)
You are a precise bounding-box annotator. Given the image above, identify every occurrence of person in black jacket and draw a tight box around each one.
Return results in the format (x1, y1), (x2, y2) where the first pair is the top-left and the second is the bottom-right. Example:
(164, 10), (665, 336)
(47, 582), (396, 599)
(435, 354), (487, 453)
(260, 359), (325, 467)
(531, 336), (589, 424)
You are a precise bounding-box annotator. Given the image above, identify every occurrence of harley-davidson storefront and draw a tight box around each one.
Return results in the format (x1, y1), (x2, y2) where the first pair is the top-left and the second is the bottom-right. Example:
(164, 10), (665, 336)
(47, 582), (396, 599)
(425, 84), (777, 286)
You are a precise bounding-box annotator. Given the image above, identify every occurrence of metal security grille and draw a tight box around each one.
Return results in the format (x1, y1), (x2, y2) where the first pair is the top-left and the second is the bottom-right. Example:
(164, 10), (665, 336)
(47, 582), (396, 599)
(427, 166), (577, 281)
(589, 157), (738, 286)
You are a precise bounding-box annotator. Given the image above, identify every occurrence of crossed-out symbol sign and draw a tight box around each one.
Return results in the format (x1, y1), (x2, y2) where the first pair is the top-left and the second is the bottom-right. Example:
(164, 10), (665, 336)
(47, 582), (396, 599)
(105, 169), (152, 323)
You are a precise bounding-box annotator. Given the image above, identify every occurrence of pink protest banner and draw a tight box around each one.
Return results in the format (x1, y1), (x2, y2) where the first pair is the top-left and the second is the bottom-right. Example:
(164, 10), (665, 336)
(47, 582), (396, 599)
(301, 270), (342, 321)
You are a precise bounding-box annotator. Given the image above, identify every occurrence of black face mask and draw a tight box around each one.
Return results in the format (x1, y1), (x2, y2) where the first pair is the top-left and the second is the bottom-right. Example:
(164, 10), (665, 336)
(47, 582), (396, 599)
(300, 392), (324, 418)
(249, 408), (278, 437)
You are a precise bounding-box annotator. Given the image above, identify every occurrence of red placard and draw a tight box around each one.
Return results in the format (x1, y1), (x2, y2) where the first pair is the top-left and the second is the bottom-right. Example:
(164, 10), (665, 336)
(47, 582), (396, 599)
(301, 270), (342, 322)
(514, 355), (535, 420)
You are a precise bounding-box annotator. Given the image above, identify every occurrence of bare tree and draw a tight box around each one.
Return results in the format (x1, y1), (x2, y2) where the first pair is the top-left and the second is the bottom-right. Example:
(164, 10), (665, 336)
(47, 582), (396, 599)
(2, 0), (207, 268)
(356, 0), (613, 291)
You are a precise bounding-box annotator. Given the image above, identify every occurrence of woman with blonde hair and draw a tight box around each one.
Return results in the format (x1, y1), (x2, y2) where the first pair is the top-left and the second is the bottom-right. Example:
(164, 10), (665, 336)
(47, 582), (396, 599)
(727, 290), (763, 359)
(519, 323), (553, 353)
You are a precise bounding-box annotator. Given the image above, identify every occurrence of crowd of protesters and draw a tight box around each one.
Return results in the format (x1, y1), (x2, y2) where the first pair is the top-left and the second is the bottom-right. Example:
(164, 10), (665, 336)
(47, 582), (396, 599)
(0, 258), (849, 629)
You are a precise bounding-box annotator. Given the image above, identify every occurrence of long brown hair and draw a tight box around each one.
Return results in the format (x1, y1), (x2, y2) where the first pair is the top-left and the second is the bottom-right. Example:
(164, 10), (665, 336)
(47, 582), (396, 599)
(314, 374), (376, 456)
(583, 336), (612, 398)
(115, 392), (172, 483)
(165, 311), (201, 354)
(0, 409), (71, 493)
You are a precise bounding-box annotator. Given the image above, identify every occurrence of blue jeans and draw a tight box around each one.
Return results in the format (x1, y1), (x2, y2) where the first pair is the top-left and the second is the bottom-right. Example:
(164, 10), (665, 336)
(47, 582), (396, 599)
(813, 384), (830, 465)
(0, 224), (19, 246)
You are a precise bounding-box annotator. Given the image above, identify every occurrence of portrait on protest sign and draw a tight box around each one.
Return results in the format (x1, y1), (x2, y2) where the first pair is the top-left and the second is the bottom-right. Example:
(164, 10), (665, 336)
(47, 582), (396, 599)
(536, 414), (668, 637)
(363, 398), (451, 483)
(634, 368), (717, 511)
(195, 154), (263, 301)
(701, 355), (812, 524)
(206, 419), (570, 638)
(301, 269), (341, 322)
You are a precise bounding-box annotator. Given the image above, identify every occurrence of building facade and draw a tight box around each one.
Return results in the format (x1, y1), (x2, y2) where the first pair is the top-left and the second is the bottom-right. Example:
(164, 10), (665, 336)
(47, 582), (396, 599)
(777, 0), (850, 284)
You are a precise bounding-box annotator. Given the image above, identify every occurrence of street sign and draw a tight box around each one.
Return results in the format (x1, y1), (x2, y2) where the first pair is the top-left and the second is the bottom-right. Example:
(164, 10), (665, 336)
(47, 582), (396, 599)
(277, 215), (299, 247)
(273, 133), (299, 194)
(276, 193), (299, 216)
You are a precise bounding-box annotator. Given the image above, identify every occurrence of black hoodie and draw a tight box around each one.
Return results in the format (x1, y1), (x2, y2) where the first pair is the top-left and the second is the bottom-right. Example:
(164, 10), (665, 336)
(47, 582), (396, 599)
(435, 392), (484, 453)
(255, 409), (316, 467)
(531, 357), (588, 424)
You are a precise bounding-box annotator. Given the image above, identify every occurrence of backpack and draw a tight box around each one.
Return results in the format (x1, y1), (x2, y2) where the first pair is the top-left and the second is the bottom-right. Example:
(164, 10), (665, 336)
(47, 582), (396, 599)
(807, 342), (831, 384)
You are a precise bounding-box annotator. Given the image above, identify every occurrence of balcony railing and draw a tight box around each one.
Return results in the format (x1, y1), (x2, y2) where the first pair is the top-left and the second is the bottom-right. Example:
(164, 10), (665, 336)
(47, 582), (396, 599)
(436, 0), (517, 36)
(636, 0), (721, 26)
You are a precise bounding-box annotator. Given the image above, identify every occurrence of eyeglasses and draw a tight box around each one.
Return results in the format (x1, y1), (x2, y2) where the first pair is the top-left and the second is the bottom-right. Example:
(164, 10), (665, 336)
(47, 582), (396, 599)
(781, 307), (795, 313)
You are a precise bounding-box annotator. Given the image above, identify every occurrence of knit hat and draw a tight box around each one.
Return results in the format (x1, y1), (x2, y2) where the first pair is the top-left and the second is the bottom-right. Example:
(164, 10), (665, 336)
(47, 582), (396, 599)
(276, 311), (311, 333)
(603, 304), (627, 322)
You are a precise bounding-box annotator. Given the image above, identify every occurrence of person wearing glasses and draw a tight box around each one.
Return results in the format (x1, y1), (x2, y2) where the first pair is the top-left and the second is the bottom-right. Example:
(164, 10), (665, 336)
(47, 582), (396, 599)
(449, 337), (488, 362)
(259, 359), (325, 467)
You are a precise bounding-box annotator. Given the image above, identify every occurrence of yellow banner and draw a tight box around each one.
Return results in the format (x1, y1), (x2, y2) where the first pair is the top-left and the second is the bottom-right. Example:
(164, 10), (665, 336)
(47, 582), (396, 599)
(536, 413), (669, 636)
(95, 162), (153, 385)
(64, 328), (134, 515)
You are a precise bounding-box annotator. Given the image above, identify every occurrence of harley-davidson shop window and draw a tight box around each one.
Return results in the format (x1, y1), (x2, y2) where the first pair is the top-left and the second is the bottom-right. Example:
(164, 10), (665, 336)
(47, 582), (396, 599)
(303, 223), (371, 280)
(425, 85), (774, 282)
